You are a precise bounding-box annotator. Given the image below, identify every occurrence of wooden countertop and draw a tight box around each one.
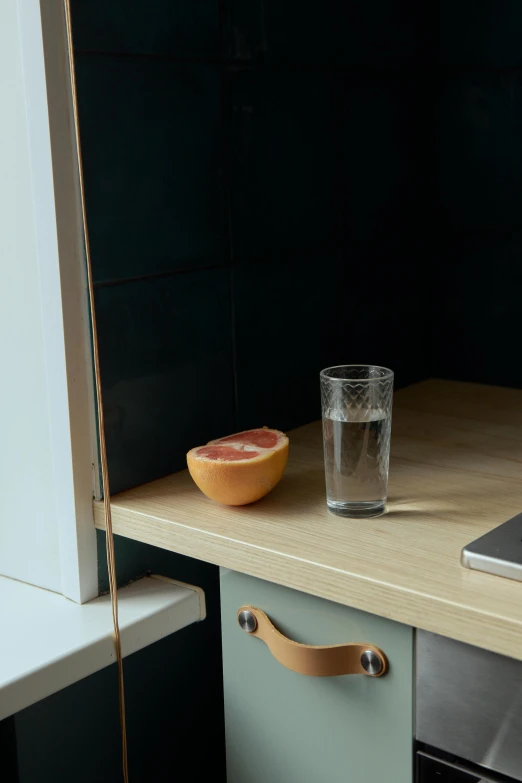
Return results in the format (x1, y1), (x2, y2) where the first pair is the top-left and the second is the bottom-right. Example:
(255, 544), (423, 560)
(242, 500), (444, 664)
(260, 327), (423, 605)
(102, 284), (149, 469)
(94, 380), (522, 661)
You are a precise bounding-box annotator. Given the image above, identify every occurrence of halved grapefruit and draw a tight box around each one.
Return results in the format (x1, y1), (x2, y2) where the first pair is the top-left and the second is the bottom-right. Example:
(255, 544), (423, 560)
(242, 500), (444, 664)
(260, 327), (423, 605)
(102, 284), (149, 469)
(187, 427), (289, 506)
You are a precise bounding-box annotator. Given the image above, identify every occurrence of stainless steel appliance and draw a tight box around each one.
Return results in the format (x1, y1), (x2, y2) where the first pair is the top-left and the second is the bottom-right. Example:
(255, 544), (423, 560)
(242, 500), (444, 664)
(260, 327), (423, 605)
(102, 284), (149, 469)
(462, 512), (522, 581)
(416, 630), (522, 782)
(417, 749), (520, 781)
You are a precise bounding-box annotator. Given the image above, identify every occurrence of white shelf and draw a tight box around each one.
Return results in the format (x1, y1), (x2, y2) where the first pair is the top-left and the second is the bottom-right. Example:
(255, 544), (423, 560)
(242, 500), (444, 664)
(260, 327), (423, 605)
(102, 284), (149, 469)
(0, 574), (205, 720)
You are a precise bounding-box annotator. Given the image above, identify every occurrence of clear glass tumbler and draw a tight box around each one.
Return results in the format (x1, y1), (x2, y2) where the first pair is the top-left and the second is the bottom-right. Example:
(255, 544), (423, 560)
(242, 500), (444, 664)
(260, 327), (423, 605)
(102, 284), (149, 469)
(320, 365), (394, 518)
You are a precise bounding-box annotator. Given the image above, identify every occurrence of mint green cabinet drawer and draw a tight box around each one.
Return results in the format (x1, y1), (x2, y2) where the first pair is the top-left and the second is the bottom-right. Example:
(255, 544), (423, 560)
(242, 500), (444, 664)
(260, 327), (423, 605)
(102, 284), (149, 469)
(220, 570), (413, 783)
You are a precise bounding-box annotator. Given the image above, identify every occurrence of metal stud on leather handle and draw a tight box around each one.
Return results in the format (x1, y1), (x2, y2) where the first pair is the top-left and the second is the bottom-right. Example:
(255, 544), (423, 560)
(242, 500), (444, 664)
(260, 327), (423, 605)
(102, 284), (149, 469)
(238, 609), (258, 634)
(237, 606), (388, 678)
(360, 649), (384, 675)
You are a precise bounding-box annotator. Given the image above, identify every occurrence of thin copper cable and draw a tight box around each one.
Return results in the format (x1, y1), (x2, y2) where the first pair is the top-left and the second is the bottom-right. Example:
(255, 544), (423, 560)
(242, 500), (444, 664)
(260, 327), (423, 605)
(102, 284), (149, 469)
(63, 3), (129, 781)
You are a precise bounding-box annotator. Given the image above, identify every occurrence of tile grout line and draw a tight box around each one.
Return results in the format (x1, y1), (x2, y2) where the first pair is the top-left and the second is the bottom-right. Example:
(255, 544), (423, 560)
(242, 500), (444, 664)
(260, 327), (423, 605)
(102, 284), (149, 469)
(74, 48), (512, 75)
(93, 262), (229, 289)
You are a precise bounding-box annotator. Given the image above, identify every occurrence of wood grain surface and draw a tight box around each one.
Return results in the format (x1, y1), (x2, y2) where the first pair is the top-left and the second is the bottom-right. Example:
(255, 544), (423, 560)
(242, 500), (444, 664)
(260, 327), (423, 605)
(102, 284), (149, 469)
(94, 380), (522, 660)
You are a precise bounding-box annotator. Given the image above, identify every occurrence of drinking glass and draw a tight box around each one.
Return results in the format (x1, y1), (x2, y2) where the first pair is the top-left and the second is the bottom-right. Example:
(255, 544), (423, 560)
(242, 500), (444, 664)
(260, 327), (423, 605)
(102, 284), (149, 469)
(320, 365), (394, 518)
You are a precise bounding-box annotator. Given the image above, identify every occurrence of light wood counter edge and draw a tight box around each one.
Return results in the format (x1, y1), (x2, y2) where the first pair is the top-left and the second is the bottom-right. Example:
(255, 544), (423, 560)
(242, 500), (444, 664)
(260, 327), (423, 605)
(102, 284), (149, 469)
(93, 504), (522, 662)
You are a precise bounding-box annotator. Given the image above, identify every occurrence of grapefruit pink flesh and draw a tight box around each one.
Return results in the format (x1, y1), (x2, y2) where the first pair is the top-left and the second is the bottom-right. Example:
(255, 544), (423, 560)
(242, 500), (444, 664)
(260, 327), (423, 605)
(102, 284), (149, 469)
(187, 427), (289, 506)
(211, 429), (279, 448)
(195, 445), (260, 461)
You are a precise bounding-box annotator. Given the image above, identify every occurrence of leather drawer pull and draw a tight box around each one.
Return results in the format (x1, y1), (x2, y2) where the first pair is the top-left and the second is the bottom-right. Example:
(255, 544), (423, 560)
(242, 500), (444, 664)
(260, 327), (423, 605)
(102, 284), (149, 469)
(237, 605), (388, 678)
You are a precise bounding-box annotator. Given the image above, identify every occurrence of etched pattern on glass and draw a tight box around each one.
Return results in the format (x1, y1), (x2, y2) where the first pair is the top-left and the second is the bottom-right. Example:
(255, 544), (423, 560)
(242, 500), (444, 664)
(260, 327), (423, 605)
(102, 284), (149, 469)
(320, 367), (393, 518)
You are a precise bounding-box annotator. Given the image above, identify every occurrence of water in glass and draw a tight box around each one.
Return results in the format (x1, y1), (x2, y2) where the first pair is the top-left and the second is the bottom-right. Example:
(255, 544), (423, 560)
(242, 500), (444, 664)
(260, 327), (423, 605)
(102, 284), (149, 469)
(322, 407), (391, 518)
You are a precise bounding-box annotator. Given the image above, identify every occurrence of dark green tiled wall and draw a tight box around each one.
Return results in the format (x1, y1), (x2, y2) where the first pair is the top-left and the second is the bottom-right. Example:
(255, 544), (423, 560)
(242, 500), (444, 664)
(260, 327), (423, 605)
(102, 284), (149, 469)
(439, 0), (522, 67)
(77, 56), (225, 283)
(71, 0), (220, 57)
(74, 1), (431, 497)
(434, 1), (522, 386)
(225, 0), (430, 65)
(94, 270), (235, 490)
(0, 717), (17, 783)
